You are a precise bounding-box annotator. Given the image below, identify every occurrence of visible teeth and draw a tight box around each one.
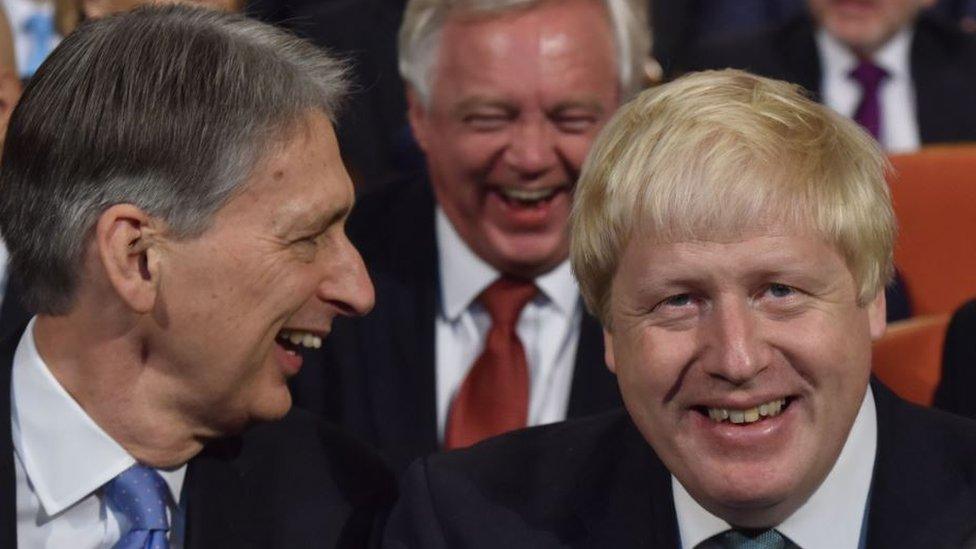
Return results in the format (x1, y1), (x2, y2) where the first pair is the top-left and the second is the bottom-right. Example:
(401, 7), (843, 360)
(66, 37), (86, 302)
(278, 329), (323, 350)
(498, 187), (559, 202)
(705, 398), (787, 424)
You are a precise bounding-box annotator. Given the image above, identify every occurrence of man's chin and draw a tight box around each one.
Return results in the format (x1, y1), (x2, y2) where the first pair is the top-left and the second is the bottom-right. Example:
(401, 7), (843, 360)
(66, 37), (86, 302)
(221, 390), (293, 435)
(484, 236), (569, 278)
(252, 391), (294, 423)
(687, 473), (804, 528)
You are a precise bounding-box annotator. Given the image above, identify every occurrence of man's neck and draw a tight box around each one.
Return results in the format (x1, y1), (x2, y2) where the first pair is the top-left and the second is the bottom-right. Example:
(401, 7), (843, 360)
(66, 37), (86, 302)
(32, 313), (208, 468)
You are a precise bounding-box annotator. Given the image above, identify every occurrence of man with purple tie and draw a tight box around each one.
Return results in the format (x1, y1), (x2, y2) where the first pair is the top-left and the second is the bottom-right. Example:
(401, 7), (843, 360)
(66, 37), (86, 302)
(684, 0), (976, 153)
(0, 5), (393, 547)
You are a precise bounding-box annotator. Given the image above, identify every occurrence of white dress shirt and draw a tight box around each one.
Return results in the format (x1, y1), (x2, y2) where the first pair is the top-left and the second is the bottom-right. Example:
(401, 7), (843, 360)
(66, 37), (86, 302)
(11, 318), (186, 548)
(817, 27), (921, 153)
(434, 208), (583, 443)
(674, 386), (877, 549)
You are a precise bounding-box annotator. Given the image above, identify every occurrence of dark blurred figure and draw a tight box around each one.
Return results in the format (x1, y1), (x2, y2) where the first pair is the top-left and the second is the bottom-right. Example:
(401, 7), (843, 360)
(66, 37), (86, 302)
(933, 0), (976, 31)
(933, 298), (976, 419)
(247, 0), (414, 190)
(653, 0), (806, 73)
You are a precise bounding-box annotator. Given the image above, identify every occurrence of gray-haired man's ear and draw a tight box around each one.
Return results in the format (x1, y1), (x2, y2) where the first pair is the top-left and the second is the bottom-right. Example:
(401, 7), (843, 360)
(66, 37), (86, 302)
(94, 204), (162, 314)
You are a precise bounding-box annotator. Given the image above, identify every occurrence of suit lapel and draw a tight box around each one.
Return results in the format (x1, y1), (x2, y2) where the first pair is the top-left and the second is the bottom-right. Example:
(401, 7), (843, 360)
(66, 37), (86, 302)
(182, 437), (253, 548)
(0, 330), (19, 547)
(566, 311), (621, 418)
(910, 15), (976, 144)
(574, 419), (680, 547)
(365, 178), (440, 466)
(866, 380), (976, 547)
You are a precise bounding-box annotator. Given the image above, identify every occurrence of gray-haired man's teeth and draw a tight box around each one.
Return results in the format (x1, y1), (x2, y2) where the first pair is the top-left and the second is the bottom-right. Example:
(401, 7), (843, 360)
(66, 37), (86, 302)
(278, 329), (323, 350)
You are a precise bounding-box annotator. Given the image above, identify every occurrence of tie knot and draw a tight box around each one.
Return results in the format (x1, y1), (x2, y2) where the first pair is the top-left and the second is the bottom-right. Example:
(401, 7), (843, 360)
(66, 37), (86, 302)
(700, 528), (791, 549)
(849, 60), (888, 90)
(478, 277), (537, 326)
(104, 464), (171, 531)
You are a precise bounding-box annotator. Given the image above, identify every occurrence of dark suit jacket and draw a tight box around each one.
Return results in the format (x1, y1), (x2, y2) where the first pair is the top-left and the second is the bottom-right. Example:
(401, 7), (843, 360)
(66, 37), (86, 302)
(680, 14), (976, 146)
(384, 381), (976, 548)
(0, 327), (396, 548)
(0, 275), (30, 345)
(290, 176), (622, 473)
(933, 298), (976, 419)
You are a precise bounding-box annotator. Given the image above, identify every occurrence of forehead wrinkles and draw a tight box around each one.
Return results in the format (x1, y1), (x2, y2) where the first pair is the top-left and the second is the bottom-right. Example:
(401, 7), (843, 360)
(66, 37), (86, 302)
(435, 2), (615, 99)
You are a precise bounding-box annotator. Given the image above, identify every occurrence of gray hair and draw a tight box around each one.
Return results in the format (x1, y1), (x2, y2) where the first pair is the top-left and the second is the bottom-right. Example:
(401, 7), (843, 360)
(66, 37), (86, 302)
(0, 5), (349, 315)
(398, 0), (651, 105)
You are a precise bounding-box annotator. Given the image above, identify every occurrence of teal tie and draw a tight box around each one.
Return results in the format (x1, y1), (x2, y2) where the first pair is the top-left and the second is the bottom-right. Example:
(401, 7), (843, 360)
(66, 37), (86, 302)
(697, 529), (797, 549)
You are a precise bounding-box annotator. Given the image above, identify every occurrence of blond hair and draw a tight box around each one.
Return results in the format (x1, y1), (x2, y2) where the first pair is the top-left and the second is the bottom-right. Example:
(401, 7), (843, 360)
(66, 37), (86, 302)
(571, 69), (896, 327)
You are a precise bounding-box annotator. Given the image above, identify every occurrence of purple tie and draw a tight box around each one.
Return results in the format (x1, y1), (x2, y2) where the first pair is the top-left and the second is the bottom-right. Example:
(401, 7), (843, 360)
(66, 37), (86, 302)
(848, 60), (889, 141)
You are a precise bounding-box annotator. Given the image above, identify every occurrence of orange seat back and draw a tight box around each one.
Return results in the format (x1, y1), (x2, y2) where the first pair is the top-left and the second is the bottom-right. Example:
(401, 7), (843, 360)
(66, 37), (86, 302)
(888, 145), (976, 316)
(872, 314), (951, 406)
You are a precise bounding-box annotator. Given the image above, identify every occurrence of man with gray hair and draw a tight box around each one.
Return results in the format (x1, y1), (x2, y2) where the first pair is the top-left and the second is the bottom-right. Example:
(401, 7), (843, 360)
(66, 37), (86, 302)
(291, 0), (651, 472)
(0, 5), (393, 547)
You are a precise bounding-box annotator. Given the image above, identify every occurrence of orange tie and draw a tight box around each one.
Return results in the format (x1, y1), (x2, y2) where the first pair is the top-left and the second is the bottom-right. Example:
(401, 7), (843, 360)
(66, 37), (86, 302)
(445, 277), (537, 449)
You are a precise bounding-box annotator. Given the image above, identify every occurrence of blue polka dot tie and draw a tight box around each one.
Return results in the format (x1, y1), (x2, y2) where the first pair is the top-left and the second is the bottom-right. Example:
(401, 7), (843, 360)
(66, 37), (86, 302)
(104, 464), (172, 549)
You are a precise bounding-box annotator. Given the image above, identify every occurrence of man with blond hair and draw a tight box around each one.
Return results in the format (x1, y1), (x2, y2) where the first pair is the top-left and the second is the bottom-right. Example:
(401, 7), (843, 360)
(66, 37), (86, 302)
(384, 69), (976, 548)
(294, 0), (651, 471)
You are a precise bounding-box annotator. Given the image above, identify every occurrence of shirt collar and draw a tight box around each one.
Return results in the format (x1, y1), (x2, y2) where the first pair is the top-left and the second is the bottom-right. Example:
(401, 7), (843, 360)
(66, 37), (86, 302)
(435, 207), (578, 319)
(10, 318), (185, 515)
(817, 26), (913, 80)
(674, 385), (877, 548)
